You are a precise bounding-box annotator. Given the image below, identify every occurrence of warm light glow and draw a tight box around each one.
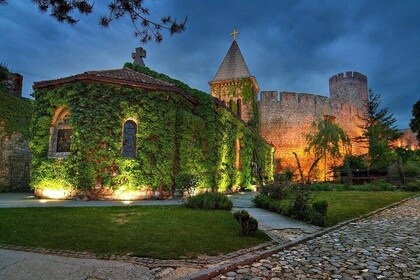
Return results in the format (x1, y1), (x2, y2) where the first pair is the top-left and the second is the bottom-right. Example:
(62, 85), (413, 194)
(40, 188), (68, 199)
(122, 200), (132, 205)
(236, 138), (241, 170)
(39, 199), (48, 203)
(113, 190), (142, 201)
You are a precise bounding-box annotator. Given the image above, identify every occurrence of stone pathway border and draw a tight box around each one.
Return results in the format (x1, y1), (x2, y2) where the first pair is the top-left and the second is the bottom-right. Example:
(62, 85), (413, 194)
(179, 194), (419, 280)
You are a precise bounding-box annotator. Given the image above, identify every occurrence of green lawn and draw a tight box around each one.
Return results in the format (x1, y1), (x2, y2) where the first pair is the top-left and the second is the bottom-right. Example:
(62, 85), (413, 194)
(312, 191), (418, 226)
(0, 206), (268, 259)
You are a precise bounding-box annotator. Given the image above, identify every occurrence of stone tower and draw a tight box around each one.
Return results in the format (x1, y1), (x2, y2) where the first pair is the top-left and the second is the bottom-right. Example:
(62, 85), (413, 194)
(209, 40), (259, 123)
(329, 71), (368, 109)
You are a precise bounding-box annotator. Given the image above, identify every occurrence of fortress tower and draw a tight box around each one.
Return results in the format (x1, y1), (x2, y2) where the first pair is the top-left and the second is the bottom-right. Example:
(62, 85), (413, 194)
(209, 34), (259, 124)
(329, 71), (368, 109)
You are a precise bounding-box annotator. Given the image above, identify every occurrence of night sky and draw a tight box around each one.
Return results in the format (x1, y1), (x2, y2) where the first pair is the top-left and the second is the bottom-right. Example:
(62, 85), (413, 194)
(1, 1), (419, 128)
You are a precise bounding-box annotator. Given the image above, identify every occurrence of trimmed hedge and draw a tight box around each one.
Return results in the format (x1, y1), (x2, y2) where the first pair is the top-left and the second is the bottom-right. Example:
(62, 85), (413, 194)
(185, 192), (233, 210)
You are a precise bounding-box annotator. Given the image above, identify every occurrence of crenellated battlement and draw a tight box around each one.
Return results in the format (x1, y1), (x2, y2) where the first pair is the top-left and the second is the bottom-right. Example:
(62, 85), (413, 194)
(329, 71), (368, 109)
(329, 71), (367, 84)
(260, 91), (331, 107)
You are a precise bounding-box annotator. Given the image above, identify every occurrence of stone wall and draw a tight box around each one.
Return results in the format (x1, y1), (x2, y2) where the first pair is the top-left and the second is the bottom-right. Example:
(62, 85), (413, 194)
(0, 122), (31, 192)
(1, 72), (23, 98)
(393, 129), (419, 150)
(258, 72), (368, 179)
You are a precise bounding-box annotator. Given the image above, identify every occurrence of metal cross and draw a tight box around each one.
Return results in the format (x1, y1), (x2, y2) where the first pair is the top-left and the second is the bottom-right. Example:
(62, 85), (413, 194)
(230, 27), (240, 41)
(132, 47), (147, 66)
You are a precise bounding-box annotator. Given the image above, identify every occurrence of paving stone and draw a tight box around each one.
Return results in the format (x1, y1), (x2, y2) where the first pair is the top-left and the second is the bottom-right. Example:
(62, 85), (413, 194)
(213, 198), (420, 280)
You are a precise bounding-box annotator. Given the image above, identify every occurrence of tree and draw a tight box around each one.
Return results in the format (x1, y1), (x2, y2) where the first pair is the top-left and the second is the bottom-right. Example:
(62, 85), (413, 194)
(2, 0), (187, 43)
(356, 89), (401, 169)
(409, 100), (420, 142)
(305, 117), (351, 182)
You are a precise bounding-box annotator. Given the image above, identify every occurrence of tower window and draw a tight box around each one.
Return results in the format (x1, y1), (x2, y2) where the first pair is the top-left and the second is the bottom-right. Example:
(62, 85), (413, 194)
(237, 99), (242, 118)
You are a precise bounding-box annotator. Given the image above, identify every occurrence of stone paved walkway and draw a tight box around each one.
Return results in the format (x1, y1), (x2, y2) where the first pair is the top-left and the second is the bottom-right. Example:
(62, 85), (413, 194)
(230, 192), (320, 242)
(214, 197), (420, 280)
(0, 249), (154, 280)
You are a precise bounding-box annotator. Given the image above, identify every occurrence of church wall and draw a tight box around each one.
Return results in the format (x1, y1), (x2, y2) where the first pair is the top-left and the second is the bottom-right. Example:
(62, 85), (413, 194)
(30, 75), (273, 200)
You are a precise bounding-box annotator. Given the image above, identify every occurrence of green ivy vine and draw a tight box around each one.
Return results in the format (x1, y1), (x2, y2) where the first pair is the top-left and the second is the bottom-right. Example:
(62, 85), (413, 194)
(30, 63), (273, 193)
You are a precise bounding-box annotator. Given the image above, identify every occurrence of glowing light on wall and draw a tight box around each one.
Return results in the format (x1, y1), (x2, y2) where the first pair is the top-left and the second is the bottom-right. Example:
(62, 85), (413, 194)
(38, 188), (68, 199)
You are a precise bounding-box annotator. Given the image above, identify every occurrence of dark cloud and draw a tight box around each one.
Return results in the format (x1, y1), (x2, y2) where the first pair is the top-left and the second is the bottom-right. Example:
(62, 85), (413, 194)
(1, 0), (419, 128)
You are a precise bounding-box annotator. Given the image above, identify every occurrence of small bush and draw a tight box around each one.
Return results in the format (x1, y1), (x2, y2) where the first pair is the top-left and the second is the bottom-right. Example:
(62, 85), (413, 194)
(307, 209), (326, 227)
(185, 192), (232, 210)
(290, 184), (312, 220)
(403, 160), (420, 178)
(260, 173), (290, 200)
(175, 173), (199, 197)
(403, 181), (420, 192)
(312, 200), (328, 216)
(253, 193), (271, 209)
(233, 210), (258, 236)
(371, 180), (396, 191)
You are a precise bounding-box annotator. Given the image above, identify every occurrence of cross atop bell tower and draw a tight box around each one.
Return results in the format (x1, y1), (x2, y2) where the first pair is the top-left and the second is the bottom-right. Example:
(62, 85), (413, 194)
(230, 27), (240, 41)
(132, 47), (147, 66)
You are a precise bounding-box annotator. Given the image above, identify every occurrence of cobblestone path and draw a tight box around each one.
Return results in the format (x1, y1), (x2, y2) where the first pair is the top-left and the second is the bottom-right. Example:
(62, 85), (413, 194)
(215, 197), (420, 280)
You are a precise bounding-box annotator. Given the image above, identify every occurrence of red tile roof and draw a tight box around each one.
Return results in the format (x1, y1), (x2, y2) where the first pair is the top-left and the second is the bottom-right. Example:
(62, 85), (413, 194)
(33, 67), (197, 104)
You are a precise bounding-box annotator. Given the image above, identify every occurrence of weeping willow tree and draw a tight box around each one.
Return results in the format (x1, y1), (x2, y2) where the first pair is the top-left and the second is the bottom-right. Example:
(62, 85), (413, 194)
(306, 117), (351, 181)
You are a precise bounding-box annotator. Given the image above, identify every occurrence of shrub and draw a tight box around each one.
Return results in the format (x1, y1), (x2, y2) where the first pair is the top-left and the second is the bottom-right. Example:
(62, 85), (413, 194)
(290, 184), (312, 220)
(371, 180), (396, 191)
(307, 209), (326, 227)
(312, 200), (328, 216)
(233, 210), (258, 236)
(403, 160), (420, 178)
(260, 173), (289, 200)
(403, 181), (420, 192)
(185, 192), (232, 210)
(175, 173), (199, 197)
(252, 193), (270, 209)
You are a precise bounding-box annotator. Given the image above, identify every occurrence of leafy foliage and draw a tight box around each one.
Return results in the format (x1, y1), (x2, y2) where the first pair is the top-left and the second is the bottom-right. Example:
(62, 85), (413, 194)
(312, 200), (328, 216)
(30, 64), (273, 193)
(409, 100), (420, 141)
(402, 181), (420, 191)
(233, 210), (258, 236)
(0, 90), (33, 138)
(12, 0), (187, 43)
(306, 117), (350, 181)
(185, 192), (233, 210)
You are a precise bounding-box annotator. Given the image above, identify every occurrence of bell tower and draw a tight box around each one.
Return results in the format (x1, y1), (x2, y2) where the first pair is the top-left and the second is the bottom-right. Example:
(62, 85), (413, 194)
(209, 28), (259, 124)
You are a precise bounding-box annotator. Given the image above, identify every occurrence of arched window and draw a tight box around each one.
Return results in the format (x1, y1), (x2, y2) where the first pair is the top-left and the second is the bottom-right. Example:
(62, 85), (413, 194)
(237, 99), (242, 118)
(122, 120), (137, 158)
(48, 107), (72, 158)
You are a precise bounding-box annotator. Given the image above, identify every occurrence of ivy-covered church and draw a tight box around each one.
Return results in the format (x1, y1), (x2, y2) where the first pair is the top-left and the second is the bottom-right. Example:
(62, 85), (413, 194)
(31, 43), (274, 200)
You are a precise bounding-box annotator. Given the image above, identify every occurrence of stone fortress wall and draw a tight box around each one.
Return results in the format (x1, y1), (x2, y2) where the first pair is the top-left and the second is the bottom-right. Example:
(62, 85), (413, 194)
(0, 73), (31, 192)
(0, 124), (31, 192)
(258, 71), (368, 175)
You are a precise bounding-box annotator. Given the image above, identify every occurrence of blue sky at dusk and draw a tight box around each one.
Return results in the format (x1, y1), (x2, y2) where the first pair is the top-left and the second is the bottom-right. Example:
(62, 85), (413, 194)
(1, 0), (419, 128)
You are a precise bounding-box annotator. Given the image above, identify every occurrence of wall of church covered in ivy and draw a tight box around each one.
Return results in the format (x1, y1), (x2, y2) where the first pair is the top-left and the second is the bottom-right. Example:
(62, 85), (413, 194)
(30, 65), (273, 198)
